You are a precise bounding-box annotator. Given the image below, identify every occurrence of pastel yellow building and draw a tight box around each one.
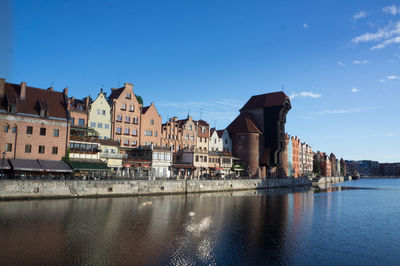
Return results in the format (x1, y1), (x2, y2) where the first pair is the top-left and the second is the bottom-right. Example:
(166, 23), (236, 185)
(88, 89), (112, 139)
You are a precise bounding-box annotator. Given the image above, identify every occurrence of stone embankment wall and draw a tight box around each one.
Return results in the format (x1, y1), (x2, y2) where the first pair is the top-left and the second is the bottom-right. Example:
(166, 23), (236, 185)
(314, 176), (348, 184)
(0, 178), (311, 200)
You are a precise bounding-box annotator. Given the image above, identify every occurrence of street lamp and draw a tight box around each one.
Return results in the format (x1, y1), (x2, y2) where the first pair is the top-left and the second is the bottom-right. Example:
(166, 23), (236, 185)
(1, 151), (6, 179)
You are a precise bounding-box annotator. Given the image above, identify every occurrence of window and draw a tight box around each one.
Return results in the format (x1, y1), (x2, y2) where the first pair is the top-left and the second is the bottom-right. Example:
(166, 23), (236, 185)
(98, 123), (103, 128)
(26, 126), (33, 134)
(190, 135), (194, 140)
(104, 148), (108, 153)
(185, 134), (189, 140)
(90, 122), (96, 127)
(132, 140), (137, 146)
(105, 124), (110, 129)
(205, 138), (207, 143)
(40, 128), (46, 136)
(155, 131), (158, 137)
(129, 105), (134, 112)
(38, 145), (45, 154)
(52, 146), (58, 154)
(5, 143), (12, 152)
(102, 110), (106, 115)
(225, 139), (228, 144)
(200, 137), (202, 142)
(132, 117), (138, 124)
(124, 128), (130, 135)
(116, 127), (122, 134)
(25, 145), (31, 153)
(132, 129), (138, 136)
(53, 129), (59, 137)
(78, 119), (85, 127)
(4, 125), (9, 132)
(126, 93), (131, 99)
(97, 109), (101, 115)
(195, 155), (199, 162)
(78, 105), (83, 111)
(121, 103), (126, 110)
(188, 125), (192, 131)
(71, 118), (75, 126)
(214, 139), (217, 144)
(145, 130), (152, 136)
(123, 140), (129, 145)
(150, 119), (154, 125)
(12, 127), (16, 133)
(125, 116), (130, 123)
(111, 149), (115, 154)
(202, 127), (206, 133)
(204, 156), (207, 162)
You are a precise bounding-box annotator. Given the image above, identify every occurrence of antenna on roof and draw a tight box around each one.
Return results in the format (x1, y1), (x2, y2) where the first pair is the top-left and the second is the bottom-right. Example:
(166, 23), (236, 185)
(200, 107), (203, 120)
(187, 107), (190, 118)
(213, 120), (216, 128)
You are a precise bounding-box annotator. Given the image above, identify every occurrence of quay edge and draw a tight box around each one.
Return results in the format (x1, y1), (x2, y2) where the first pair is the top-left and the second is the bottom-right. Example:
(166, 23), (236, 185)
(0, 178), (311, 200)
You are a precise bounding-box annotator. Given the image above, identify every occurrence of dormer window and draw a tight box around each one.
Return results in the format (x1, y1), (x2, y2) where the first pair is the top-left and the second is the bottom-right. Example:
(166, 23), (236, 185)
(38, 99), (49, 117)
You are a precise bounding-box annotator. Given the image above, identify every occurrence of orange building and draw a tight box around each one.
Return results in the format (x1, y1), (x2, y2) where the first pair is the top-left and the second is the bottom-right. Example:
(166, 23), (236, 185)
(161, 117), (183, 152)
(0, 79), (69, 161)
(140, 103), (162, 146)
(108, 82), (142, 148)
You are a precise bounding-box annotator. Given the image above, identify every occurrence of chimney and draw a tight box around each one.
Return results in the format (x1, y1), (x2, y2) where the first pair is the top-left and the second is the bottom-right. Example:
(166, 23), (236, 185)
(0, 78), (5, 96)
(48, 87), (53, 91)
(85, 96), (90, 108)
(63, 87), (68, 96)
(20, 82), (26, 100)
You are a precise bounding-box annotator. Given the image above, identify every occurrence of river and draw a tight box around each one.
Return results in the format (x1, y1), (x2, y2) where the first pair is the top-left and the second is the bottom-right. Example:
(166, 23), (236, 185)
(1, 178), (400, 265)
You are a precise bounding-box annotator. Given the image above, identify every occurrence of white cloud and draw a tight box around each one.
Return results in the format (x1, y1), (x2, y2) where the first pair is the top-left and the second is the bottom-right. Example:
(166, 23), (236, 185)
(337, 61), (345, 66)
(353, 11), (368, 20)
(351, 20), (400, 50)
(351, 87), (359, 92)
(353, 60), (369, 64)
(383, 5), (400, 15)
(303, 23), (308, 29)
(379, 79), (386, 83)
(387, 75), (400, 79)
(290, 91), (321, 99)
(322, 107), (370, 114)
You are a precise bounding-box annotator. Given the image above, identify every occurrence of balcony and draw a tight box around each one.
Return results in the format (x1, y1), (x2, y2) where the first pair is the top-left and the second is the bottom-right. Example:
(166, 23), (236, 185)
(100, 153), (123, 159)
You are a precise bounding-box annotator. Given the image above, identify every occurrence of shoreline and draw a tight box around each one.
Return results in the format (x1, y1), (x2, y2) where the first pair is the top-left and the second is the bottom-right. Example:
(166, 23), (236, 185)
(0, 178), (311, 201)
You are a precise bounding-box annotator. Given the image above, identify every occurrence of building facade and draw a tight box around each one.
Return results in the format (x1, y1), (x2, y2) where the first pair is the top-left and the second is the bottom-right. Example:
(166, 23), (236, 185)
(0, 79), (69, 161)
(140, 103), (162, 147)
(108, 82), (142, 148)
(88, 89), (111, 140)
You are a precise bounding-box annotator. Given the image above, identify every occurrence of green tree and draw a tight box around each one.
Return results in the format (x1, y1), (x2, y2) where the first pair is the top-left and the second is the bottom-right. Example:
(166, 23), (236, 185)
(62, 148), (70, 163)
(136, 95), (143, 105)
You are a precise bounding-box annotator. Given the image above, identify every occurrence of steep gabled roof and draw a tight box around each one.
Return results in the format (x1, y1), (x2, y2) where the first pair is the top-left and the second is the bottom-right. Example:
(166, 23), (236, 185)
(216, 129), (225, 138)
(210, 127), (216, 136)
(107, 87), (124, 102)
(0, 82), (68, 119)
(240, 91), (289, 111)
(142, 106), (150, 114)
(227, 112), (262, 134)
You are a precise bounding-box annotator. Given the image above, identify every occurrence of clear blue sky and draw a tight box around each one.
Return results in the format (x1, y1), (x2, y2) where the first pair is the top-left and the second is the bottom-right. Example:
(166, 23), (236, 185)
(1, 0), (399, 163)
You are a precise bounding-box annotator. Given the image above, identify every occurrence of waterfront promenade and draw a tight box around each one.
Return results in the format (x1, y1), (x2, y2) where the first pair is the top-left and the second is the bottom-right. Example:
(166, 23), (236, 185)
(0, 178), (311, 200)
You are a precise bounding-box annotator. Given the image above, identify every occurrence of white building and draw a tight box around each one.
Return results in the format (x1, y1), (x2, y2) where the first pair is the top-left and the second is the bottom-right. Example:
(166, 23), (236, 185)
(209, 128), (223, 151)
(218, 129), (232, 152)
(151, 146), (173, 179)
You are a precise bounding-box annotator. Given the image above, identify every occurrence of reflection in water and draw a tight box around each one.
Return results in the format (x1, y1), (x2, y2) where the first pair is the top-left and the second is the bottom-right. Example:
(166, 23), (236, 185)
(1, 179), (400, 264)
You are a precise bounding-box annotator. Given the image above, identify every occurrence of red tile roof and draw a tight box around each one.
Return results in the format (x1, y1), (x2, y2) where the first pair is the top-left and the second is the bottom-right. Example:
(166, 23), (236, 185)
(227, 112), (262, 134)
(240, 91), (289, 111)
(0, 82), (68, 119)
(210, 127), (216, 136)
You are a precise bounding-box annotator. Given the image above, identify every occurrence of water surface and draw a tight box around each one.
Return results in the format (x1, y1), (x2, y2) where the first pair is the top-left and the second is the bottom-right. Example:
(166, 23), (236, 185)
(1, 178), (400, 265)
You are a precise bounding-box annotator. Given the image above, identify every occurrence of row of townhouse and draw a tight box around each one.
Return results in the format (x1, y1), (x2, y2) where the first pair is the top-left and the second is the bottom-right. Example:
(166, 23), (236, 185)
(282, 134), (313, 178)
(0, 78), (235, 179)
(313, 151), (346, 177)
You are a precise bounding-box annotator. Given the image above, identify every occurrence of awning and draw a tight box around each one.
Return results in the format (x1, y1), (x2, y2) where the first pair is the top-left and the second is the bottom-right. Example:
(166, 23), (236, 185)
(70, 126), (99, 135)
(0, 159), (11, 170)
(173, 164), (195, 169)
(142, 164), (150, 168)
(9, 159), (44, 172)
(38, 160), (73, 173)
(68, 161), (110, 171)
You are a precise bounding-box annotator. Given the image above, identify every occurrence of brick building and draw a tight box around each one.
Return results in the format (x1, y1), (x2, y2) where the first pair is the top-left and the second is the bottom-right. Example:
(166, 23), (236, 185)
(0, 79), (69, 162)
(227, 92), (291, 178)
(108, 82), (142, 148)
(140, 103), (162, 146)
(161, 116), (183, 153)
